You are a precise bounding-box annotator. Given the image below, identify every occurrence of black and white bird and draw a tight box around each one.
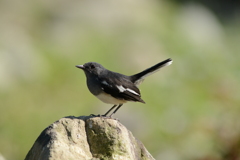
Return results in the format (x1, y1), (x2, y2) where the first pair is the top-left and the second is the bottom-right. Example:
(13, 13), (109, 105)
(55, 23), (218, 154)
(76, 58), (172, 117)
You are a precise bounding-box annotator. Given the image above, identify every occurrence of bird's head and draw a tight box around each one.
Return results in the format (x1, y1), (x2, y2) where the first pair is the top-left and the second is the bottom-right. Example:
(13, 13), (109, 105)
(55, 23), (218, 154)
(76, 62), (105, 77)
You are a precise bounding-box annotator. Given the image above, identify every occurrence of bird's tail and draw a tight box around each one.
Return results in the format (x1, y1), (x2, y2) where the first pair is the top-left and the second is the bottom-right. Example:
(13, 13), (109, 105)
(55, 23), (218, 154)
(130, 58), (172, 86)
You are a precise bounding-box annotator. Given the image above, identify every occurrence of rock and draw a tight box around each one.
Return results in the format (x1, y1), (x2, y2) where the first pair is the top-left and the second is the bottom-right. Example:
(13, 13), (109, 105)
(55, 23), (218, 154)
(25, 116), (155, 160)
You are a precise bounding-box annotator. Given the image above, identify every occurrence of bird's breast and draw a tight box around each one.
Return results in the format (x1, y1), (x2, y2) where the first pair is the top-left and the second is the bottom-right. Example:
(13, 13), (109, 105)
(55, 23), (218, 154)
(96, 92), (127, 105)
(86, 77), (102, 95)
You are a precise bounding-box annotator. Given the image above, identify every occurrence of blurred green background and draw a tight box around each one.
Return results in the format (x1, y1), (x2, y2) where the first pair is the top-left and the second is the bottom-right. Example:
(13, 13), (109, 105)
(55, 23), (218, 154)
(0, 0), (240, 160)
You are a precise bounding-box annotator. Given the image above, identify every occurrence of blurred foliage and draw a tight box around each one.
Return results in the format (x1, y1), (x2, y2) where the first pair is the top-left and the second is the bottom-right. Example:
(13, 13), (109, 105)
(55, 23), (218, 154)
(172, 0), (240, 21)
(0, 0), (240, 160)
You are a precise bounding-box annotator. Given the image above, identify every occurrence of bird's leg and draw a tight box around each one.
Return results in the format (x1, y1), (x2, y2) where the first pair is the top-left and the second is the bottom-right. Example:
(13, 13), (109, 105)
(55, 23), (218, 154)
(109, 104), (123, 118)
(103, 105), (117, 117)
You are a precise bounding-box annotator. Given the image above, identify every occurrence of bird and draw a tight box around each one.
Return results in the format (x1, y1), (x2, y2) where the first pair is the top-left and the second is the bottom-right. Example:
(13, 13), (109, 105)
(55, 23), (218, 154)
(76, 58), (172, 117)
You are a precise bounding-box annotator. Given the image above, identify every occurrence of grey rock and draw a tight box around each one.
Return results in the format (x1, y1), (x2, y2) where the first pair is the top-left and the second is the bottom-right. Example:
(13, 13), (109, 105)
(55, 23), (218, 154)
(25, 116), (155, 160)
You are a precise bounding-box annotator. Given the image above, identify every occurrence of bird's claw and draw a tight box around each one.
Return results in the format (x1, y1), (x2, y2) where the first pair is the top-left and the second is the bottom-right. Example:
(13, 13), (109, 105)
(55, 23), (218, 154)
(89, 114), (119, 121)
(89, 114), (100, 117)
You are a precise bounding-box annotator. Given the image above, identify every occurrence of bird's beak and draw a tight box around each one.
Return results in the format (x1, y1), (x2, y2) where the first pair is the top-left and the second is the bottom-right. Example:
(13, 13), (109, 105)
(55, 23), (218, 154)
(76, 65), (85, 70)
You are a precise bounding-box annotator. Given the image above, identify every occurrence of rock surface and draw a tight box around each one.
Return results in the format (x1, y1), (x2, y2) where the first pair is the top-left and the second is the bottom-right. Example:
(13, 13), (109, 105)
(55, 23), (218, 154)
(25, 116), (155, 160)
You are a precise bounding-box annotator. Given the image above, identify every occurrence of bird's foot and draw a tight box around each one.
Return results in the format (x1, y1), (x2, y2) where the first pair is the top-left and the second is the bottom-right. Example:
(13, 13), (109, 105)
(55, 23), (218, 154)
(89, 114), (101, 117)
(89, 114), (119, 121)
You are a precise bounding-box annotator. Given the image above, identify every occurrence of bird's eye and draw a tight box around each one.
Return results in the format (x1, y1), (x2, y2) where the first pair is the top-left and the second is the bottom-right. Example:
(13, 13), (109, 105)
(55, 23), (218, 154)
(90, 65), (95, 69)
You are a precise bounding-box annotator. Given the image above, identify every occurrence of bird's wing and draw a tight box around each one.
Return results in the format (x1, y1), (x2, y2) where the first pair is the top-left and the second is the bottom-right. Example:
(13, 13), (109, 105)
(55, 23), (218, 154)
(99, 74), (145, 103)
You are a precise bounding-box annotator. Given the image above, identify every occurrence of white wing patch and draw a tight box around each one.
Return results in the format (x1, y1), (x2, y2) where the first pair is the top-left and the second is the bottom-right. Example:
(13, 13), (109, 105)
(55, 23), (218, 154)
(116, 85), (139, 96)
(116, 85), (125, 92)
